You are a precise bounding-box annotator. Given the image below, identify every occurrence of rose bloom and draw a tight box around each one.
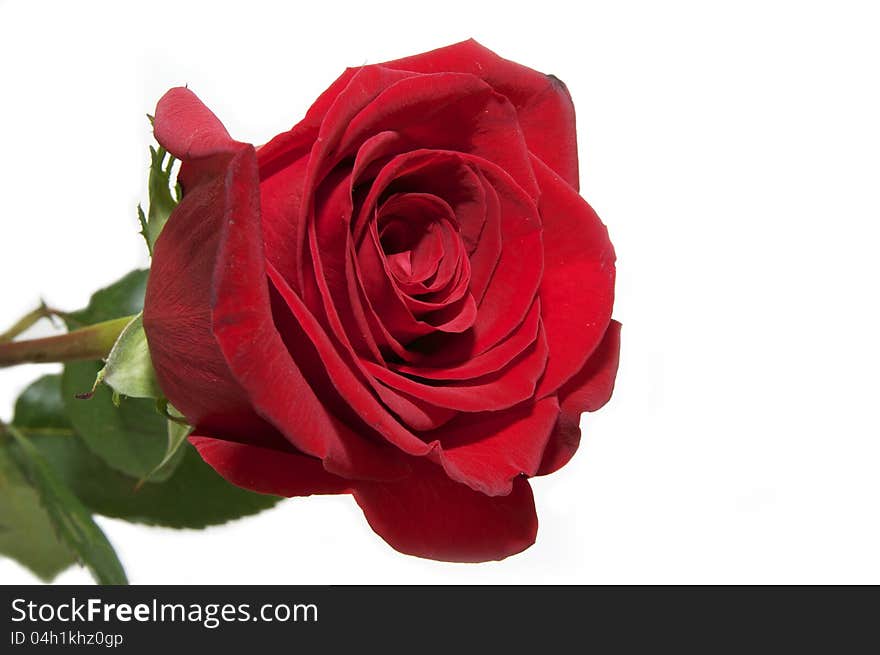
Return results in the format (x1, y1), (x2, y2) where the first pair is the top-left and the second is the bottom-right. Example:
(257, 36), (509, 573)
(143, 40), (620, 562)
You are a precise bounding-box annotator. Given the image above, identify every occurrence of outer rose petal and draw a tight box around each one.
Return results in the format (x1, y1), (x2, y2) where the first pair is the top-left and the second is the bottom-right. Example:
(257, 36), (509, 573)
(533, 155), (616, 397)
(153, 87), (235, 160)
(190, 435), (351, 497)
(145, 90), (271, 439)
(353, 458), (538, 562)
(538, 320), (622, 476)
(384, 39), (580, 189)
(428, 395), (560, 496)
(559, 320), (622, 415)
(146, 87), (407, 483)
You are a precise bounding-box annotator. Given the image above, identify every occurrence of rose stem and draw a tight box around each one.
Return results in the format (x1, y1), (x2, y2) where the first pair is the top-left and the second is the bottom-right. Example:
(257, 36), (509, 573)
(0, 301), (69, 343)
(0, 316), (133, 368)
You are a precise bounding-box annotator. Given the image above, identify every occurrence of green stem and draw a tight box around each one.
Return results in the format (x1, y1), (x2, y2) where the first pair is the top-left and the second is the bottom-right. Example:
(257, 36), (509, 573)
(0, 316), (133, 368)
(0, 302), (68, 343)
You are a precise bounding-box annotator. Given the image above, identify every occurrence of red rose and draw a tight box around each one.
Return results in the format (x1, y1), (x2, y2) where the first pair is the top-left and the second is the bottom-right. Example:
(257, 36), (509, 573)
(143, 39), (620, 562)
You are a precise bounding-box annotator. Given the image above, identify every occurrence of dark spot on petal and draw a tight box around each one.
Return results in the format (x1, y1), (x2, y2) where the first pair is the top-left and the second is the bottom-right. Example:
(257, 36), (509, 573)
(546, 73), (567, 89)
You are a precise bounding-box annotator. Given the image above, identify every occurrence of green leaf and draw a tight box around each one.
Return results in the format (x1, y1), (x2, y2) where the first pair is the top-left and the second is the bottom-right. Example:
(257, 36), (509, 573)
(141, 145), (178, 254)
(62, 360), (173, 482)
(13, 374), (75, 435)
(64, 269), (149, 331)
(31, 435), (279, 528)
(2, 423), (127, 585)
(12, 375), (278, 529)
(100, 313), (161, 400)
(0, 444), (76, 581)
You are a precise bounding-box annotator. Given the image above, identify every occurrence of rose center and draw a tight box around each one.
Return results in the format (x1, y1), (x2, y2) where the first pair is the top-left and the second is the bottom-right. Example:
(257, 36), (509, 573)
(376, 193), (462, 288)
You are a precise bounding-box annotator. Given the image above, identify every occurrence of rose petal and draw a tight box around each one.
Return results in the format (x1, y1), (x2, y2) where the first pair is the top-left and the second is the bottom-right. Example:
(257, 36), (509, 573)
(462, 167), (502, 305)
(384, 39), (580, 189)
(364, 321), (548, 413)
(389, 299), (542, 381)
(532, 155), (616, 397)
(538, 320), (622, 475)
(212, 149), (407, 482)
(370, 385), (458, 432)
(355, 151), (543, 365)
(357, 220), (476, 340)
(335, 71), (539, 203)
(153, 87), (236, 161)
(146, 95), (271, 439)
(353, 458), (538, 562)
(259, 131), (312, 291)
(190, 435), (351, 497)
(353, 149), (486, 249)
(267, 262), (433, 458)
(271, 66), (417, 292)
(559, 319), (622, 414)
(428, 395), (560, 496)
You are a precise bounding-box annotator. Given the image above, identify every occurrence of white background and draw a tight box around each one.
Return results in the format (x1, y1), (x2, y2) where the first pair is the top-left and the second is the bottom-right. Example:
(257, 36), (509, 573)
(1, 0), (879, 584)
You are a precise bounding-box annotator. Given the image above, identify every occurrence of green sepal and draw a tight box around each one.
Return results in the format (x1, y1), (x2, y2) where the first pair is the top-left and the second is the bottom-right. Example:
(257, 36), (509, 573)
(61, 269), (181, 482)
(140, 145), (179, 254)
(100, 313), (161, 400)
(63, 360), (174, 482)
(142, 402), (190, 485)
